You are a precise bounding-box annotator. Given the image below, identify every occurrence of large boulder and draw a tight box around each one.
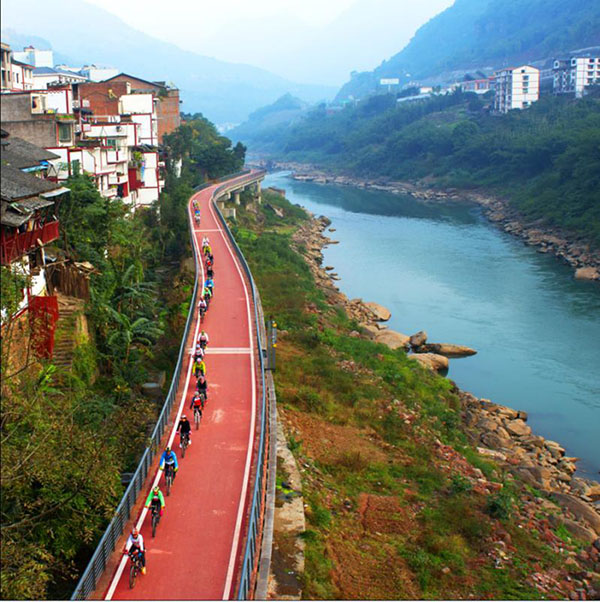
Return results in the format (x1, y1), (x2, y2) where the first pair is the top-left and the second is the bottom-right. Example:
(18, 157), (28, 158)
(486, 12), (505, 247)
(574, 266), (600, 281)
(409, 331), (428, 349)
(562, 518), (598, 544)
(409, 353), (449, 372)
(364, 301), (392, 321)
(505, 419), (532, 438)
(375, 329), (411, 350)
(418, 343), (477, 358)
(480, 431), (513, 450)
(551, 493), (600, 534)
(510, 465), (552, 489)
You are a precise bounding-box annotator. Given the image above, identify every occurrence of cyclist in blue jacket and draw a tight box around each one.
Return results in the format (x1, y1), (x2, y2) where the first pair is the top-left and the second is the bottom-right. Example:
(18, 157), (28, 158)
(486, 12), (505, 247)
(159, 446), (178, 478)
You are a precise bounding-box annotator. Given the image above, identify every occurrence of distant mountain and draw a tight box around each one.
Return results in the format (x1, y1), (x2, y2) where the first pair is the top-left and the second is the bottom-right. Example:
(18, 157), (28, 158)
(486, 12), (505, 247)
(0, 0), (336, 125)
(201, 0), (453, 86)
(338, 0), (600, 100)
(229, 94), (310, 152)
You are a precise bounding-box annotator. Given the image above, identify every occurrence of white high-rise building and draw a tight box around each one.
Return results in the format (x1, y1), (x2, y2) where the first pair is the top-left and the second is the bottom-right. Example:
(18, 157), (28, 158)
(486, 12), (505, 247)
(553, 56), (600, 98)
(493, 65), (540, 114)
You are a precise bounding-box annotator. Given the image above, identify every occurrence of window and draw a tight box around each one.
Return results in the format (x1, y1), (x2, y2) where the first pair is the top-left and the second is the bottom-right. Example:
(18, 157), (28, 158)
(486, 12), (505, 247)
(58, 122), (72, 143)
(106, 138), (117, 149)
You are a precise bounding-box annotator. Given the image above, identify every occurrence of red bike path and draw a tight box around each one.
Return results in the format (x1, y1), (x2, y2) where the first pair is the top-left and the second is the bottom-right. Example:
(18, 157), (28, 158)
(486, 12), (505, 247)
(103, 177), (259, 600)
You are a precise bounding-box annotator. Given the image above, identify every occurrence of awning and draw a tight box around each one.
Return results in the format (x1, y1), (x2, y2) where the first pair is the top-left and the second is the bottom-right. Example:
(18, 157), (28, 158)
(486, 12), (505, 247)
(41, 187), (70, 198)
(1, 211), (30, 227)
(15, 197), (55, 211)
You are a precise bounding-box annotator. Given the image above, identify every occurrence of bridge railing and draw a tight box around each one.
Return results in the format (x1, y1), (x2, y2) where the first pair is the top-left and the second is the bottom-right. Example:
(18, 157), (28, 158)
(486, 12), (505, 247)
(210, 173), (273, 599)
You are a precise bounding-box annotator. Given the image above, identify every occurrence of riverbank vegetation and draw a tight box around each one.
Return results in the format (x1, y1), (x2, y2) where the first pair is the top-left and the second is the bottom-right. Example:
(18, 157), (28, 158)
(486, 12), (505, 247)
(230, 189), (599, 599)
(244, 91), (600, 246)
(0, 117), (244, 599)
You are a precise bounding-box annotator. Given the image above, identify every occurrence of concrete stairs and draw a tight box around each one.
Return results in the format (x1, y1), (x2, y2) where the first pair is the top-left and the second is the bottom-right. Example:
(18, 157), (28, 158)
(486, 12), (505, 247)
(53, 296), (85, 370)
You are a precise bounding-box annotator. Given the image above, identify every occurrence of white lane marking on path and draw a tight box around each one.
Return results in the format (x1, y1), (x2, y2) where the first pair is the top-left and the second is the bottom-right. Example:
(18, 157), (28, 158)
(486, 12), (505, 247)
(105, 197), (207, 600)
(211, 190), (257, 601)
(197, 228), (222, 232)
(188, 347), (251, 354)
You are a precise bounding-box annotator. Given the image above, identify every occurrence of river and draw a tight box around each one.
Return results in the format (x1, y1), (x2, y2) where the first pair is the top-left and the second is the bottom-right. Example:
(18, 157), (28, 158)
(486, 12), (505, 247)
(264, 171), (600, 481)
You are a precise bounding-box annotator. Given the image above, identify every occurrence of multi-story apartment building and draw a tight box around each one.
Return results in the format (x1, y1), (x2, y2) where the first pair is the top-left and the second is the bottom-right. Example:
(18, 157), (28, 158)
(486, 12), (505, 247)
(493, 65), (540, 113)
(103, 73), (181, 143)
(553, 56), (600, 98)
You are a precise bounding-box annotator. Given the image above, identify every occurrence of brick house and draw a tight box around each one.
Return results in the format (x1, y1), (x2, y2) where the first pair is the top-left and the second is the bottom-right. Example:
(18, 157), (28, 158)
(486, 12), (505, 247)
(102, 73), (181, 143)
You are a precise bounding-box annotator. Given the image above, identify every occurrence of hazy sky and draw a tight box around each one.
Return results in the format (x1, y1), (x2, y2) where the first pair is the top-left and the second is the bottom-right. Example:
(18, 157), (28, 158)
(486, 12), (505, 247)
(84, 0), (453, 84)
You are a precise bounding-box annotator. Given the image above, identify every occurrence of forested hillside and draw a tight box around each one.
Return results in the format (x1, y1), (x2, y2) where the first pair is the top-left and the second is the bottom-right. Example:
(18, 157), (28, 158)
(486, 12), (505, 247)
(0, 115), (244, 599)
(229, 94), (309, 153)
(338, 0), (600, 100)
(252, 90), (600, 246)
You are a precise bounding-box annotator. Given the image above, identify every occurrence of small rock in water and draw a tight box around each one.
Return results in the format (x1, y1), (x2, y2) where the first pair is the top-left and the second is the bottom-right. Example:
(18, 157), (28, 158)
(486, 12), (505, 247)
(575, 266), (600, 280)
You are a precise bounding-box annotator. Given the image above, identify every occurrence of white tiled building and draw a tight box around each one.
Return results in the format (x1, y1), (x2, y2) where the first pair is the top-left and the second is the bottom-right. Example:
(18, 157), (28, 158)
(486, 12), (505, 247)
(493, 65), (540, 114)
(553, 56), (600, 98)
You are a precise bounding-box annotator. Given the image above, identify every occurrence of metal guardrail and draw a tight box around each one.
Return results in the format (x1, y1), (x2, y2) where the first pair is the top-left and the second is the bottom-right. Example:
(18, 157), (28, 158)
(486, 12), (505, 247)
(70, 169), (269, 600)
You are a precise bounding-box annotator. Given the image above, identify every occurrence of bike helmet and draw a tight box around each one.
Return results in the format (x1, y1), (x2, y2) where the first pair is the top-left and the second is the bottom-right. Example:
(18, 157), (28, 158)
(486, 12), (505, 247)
(182, 414), (187, 420)
(132, 528), (139, 537)
(165, 446), (171, 453)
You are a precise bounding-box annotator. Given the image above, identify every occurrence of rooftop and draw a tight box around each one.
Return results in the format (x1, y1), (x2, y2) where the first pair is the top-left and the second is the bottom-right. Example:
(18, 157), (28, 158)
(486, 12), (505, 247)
(1, 162), (61, 202)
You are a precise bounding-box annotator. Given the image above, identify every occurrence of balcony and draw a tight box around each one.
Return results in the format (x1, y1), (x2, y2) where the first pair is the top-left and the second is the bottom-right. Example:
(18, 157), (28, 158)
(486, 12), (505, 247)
(1, 221), (60, 265)
(100, 187), (118, 199)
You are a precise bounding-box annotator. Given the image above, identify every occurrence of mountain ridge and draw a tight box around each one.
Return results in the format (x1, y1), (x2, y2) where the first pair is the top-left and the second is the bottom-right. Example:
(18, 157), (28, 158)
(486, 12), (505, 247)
(337, 0), (600, 100)
(0, 0), (336, 125)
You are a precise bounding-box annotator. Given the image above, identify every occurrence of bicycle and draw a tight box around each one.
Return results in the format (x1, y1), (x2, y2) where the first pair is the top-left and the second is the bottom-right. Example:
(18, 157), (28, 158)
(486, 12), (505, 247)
(164, 463), (175, 496)
(193, 404), (203, 429)
(180, 432), (190, 458)
(128, 551), (143, 589)
(150, 503), (161, 538)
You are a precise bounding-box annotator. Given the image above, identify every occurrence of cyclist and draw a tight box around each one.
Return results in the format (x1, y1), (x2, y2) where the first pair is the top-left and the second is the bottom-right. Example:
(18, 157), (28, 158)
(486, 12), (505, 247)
(126, 528), (146, 575)
(198, 296), (208, 319)
(196, 374), (208, 401)
(177, 414), (192, 447)
(201, 236), (210, 248)
(190, 390), (206, 411)
(206, 264), (214, 279)
(203, 244), (212, 257)
(159, 446), (178, 479)
(198, 330), (209, 349)
(192, 356), (206, 377)
(194, 209), (201, 225)
(144, 486), (165, 517)
(202, 287), (212, 307)
(193, 343), (205, 362)
(204, 277), (214, 297)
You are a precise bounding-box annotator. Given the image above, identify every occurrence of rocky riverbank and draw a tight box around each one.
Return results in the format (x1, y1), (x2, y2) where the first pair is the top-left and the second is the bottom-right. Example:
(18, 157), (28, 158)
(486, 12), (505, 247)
(269, 160), (600, 281)
(290, 210), (600, 596)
